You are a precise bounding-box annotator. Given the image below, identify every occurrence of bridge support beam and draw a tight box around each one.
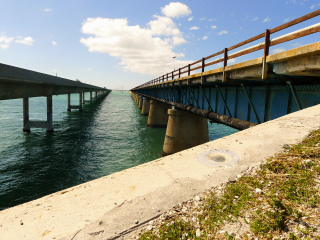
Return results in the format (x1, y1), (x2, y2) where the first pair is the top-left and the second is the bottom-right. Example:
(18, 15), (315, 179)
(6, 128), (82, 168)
(23, 96), (54, 133)
(161, 108), (209, 157)
(141, 97), (150, 116)
(147, 100), (171, 128)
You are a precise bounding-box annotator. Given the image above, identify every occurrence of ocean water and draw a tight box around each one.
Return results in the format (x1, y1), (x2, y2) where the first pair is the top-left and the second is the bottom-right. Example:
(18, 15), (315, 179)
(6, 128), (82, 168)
(0, 91), (238, 210)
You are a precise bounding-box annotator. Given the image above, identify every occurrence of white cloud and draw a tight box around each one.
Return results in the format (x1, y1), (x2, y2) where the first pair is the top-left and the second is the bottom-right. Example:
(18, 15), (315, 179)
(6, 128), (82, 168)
(161, 2), (191, 18)
(15, 36), (34, 45)
(188, 17), (193, 21)
(87, 67), (93, 70)
(310, 3), (320, 9)
(228, 58), (236, 64)
(263, 17), (271, 23)
(252, 17), (258, 21)
(0, 36), (14, 49)
(211, 25), (217, 30)
(189, 26), (199, 30)
(202, 36), (208, 40)
(52, 41), (58, 46)
(218, 30), (228, 35)
(272, 48), (286, 54)
(44, 8), (52, 12)
(148, 15), (181, 37)
(200, 18), (206, 21)
(80, 17), (191, 76)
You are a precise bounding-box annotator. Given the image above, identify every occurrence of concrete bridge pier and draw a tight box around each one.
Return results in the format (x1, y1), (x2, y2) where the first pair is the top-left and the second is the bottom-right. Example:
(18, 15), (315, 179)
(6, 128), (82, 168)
(161, 108), (209, 157)
(141, 97), (150, 116)
(147, 100), (171, 128)
(67, 93), (83, 111)
(23, 96), (54, 133)
(138, 96), (143, 109)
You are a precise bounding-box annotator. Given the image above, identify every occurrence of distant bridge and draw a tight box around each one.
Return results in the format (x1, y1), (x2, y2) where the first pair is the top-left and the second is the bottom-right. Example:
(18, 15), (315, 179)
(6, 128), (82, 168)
(131, 10), (320, 130)
(0, 63), (111, 132)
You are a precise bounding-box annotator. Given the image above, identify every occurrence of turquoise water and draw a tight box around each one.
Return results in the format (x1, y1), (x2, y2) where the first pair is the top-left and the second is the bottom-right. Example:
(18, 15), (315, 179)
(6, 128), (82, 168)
(0, 91), (238, 210)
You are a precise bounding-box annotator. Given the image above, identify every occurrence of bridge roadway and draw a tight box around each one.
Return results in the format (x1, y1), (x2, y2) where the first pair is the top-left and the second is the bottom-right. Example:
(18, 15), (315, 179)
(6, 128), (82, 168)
(132, 10), (320, 129)
(0, 63), (111, 132)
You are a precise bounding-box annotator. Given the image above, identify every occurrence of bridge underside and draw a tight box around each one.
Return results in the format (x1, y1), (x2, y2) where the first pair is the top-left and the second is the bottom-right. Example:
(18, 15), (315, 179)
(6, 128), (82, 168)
(0, 63), (106, 100)
(133, 42), (320, 126)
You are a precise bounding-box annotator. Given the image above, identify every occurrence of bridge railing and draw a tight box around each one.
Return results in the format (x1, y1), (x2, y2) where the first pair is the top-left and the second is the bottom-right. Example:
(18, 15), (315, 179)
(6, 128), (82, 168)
(135, 9), (320, 89)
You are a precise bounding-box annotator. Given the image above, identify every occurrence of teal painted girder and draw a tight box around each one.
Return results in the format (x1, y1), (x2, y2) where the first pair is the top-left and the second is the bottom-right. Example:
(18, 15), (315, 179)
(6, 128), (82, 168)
(134, 84), (320, 124)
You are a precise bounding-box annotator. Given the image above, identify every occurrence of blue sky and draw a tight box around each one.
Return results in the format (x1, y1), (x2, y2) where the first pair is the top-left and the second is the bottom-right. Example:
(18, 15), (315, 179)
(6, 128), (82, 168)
(0, 0), (319, 90)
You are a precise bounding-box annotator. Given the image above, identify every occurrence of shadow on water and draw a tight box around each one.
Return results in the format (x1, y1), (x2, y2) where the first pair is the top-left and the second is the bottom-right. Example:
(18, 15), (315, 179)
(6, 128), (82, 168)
(0, 96), (108, 210)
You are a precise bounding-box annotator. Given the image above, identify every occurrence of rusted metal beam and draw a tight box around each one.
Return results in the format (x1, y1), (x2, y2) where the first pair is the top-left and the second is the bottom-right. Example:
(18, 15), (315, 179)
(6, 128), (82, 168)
(271, 23), (320, 46)
(204, 50), (224, 60)
(270, 9), (320, 34)
(228, 33), (265, 51)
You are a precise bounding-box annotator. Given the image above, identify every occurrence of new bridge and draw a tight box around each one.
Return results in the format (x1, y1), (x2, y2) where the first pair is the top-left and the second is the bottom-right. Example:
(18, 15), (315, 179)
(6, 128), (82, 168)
(0, 63), (111, 132)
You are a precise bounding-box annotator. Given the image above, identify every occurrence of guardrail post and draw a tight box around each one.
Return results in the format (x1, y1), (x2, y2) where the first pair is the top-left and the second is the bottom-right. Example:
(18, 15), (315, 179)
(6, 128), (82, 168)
(188, 64), (191, 76)
(202, 58), (205, 73)
(262, 29), (270, 79)
(223, 48), (228, 82)
(179, 68), (181, 78)
(172, 71), (174, 81)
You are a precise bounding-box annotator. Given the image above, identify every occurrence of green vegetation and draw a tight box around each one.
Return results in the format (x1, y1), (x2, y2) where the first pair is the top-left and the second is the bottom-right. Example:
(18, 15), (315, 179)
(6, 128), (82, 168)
(139, 129), (320, 239)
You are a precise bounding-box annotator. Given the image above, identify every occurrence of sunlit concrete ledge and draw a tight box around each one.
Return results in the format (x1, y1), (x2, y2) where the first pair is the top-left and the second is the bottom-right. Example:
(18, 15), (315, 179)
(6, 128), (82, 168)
(1, 104), (320, 240)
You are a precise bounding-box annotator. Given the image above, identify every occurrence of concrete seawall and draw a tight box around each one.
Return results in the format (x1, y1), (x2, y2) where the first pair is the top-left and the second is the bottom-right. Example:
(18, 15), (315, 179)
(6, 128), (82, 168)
(1, 105), (320, 239)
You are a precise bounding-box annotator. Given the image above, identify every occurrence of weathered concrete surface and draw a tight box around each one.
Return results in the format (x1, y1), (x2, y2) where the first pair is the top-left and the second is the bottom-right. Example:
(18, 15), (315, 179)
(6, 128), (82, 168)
(146, 100), (171, 128)
(162, 109), (209, 156)
(141, 98), (150, 116)
(1, 104), (320, 240)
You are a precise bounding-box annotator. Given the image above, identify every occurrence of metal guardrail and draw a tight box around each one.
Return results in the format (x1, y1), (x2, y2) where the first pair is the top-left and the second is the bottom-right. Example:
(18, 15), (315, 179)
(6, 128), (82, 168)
(134, 9), (320, 89)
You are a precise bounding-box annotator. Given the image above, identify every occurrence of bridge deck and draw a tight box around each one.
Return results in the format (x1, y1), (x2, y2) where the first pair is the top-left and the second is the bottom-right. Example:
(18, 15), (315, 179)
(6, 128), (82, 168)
(0, 63), (106, 100)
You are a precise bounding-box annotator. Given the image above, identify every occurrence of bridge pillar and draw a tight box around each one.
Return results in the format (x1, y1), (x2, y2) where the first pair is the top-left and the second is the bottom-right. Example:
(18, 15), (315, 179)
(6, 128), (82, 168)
(68, 93), (82, 111)
(141, 98), (150, 116)
(161, 108), (209, 157)
(67, 94), (71, 111)
(90, 92), (92, 103)
(135, 94), (139, 105)
(147, 100), (171, 128)
(46, 95), (54, 132)
(79, 93), (83, 111)
(23, 98), (30, 132)
(138, 96), (143, 109)
(22, 96), (54, 133)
